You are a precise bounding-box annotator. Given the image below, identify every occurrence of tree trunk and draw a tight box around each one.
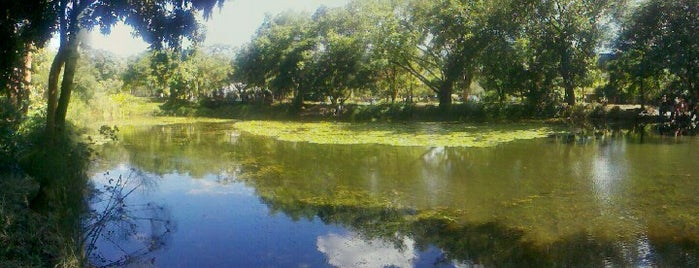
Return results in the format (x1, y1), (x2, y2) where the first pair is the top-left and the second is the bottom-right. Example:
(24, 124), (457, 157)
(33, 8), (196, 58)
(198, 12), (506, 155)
(689, 73), (698, 102)
(560, 48), (575, 106)
(389, 67), (397, 103)
(438, 80), (453, 109)
(564, 82), (575, 105)
(462, 72), (473, 104)
(46, 47), (67, 138)
(55, 42), (80, 130)
(20, 45), (33, 115)
(639, 78), (646, 110)
(293, 87), (304, 110)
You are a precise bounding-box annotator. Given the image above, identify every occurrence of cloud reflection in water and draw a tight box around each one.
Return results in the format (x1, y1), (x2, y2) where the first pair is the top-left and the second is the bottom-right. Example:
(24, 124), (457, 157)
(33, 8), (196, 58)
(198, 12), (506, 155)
(317, 232), (417, 268)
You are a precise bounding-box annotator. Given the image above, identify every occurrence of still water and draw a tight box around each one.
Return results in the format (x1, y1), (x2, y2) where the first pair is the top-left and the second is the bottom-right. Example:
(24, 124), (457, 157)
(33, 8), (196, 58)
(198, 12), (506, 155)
(86, 122), (699, 267)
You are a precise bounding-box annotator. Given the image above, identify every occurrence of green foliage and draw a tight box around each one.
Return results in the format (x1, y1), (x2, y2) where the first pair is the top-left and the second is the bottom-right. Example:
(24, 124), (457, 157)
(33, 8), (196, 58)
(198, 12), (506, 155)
(123, 48), (233, 103)
(374, 0), (490, 108)
(0, 112), (21, 170)
(347, 103), (419, 122)
(613, 0), (699, 99)
(479, 0), (614, 108)
(3, 0), (697, 135)
(348, 101), (555, 122)
(306, 5), (379, 103)
(158, 99), (201, 117)
(228, 0), (624, 113)
(122, 53), (161, 97)
(233, 11), (315, 106)
(0, 0), (54, 107)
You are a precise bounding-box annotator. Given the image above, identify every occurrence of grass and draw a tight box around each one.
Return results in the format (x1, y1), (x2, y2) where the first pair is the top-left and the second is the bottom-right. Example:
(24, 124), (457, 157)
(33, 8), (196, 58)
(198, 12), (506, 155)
(70, 95), (232, 128)
(0, 173), (52, 267)
(0, 173), (81, 267)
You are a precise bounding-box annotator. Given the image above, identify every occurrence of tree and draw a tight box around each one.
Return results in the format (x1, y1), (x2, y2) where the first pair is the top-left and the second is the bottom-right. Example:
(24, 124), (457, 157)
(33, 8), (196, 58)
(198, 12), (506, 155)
(522, 0), (613, 106)
(122, 53), (159, 97)
(233, 43), (268, 92)
(614, 0), (699, 100)
(329, 0), (422, 104)
(73, 47), (125, 101)
(0, 0), (55, 122)
(372, 0), (491, 109)
(477, 0), (616, 110)
(307, 4), (377, 105)
(189, 48), (234, 101)
(233, 11), (315, 108)
(477, 0), (532, 104)
(44, 0), (225, 138)
(124, 47), (232, 102)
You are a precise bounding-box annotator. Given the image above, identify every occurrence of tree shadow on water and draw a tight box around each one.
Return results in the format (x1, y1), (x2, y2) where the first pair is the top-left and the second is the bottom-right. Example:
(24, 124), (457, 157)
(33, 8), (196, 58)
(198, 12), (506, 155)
(82, 169), (175, 267)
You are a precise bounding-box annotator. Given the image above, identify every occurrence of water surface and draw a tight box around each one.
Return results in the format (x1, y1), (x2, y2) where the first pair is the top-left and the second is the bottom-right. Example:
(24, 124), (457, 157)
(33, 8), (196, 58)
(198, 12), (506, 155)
(86, 122), (699, 267)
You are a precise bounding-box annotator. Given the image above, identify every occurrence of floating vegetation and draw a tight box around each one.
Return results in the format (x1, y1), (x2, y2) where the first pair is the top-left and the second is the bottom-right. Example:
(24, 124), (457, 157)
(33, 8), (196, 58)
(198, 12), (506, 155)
(116, 116), (232, 127)
(234, 121), (562, 147)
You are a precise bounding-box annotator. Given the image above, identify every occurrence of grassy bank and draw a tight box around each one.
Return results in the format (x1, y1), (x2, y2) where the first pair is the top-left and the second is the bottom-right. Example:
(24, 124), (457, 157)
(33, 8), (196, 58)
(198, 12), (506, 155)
(1, 117), (90, 267)
(0, 173), (68, 267)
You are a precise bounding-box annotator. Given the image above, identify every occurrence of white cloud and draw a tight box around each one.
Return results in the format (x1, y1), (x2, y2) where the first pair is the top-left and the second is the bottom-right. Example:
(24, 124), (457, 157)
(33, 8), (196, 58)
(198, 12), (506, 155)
(186, 175), (252, 196)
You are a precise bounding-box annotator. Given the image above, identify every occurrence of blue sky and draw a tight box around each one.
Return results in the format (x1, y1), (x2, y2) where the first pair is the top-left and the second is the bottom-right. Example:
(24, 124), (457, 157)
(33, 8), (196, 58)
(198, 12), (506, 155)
(86, 0), (350, 56)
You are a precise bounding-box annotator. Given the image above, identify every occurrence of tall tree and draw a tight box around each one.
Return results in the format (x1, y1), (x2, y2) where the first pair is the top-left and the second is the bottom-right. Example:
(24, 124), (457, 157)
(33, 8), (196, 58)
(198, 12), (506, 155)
(122, 53), (159, 96)
(614, 0), (699, 100)
(350, 0), (422, 103)
(373, 0), (490, 109)
(234, 11), (314, 108)
(477, 0), (531, 104)
(44, 0), (225, 138)
(0, 0), (55, 121)
(307, 4), (377, 105)
(522, 0), (613, 106)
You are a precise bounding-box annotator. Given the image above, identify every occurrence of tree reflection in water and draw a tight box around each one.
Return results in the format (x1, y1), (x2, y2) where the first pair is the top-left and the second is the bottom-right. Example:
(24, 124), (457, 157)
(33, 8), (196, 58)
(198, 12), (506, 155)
(83, 169), (174, 267)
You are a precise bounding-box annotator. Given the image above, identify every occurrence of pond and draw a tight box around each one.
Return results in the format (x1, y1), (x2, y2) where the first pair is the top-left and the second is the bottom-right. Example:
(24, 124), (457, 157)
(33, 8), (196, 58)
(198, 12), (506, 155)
(85, 121), (699, 267)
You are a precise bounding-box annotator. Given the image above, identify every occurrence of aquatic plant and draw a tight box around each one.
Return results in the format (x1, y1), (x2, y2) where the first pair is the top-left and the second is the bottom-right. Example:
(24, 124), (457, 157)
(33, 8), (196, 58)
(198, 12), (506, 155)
(234, 121), (562, 147)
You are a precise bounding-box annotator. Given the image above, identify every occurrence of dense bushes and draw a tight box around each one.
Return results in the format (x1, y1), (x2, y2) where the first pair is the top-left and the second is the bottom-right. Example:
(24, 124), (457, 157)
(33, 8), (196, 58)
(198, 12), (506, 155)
(156, 98), (648, 126)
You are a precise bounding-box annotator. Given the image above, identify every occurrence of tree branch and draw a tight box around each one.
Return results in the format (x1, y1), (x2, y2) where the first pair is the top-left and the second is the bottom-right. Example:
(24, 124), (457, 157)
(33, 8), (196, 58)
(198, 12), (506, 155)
(392, 59), (440, 93)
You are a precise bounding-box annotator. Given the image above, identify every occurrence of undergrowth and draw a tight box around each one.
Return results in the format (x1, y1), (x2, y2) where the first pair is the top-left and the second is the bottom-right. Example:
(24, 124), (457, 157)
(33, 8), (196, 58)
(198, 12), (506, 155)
(1, 115), (91, 267)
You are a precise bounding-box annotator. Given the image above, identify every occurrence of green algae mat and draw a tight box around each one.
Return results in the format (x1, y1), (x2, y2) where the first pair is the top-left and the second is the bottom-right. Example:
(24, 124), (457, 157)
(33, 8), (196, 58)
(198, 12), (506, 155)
(234, 121), (563, 147)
